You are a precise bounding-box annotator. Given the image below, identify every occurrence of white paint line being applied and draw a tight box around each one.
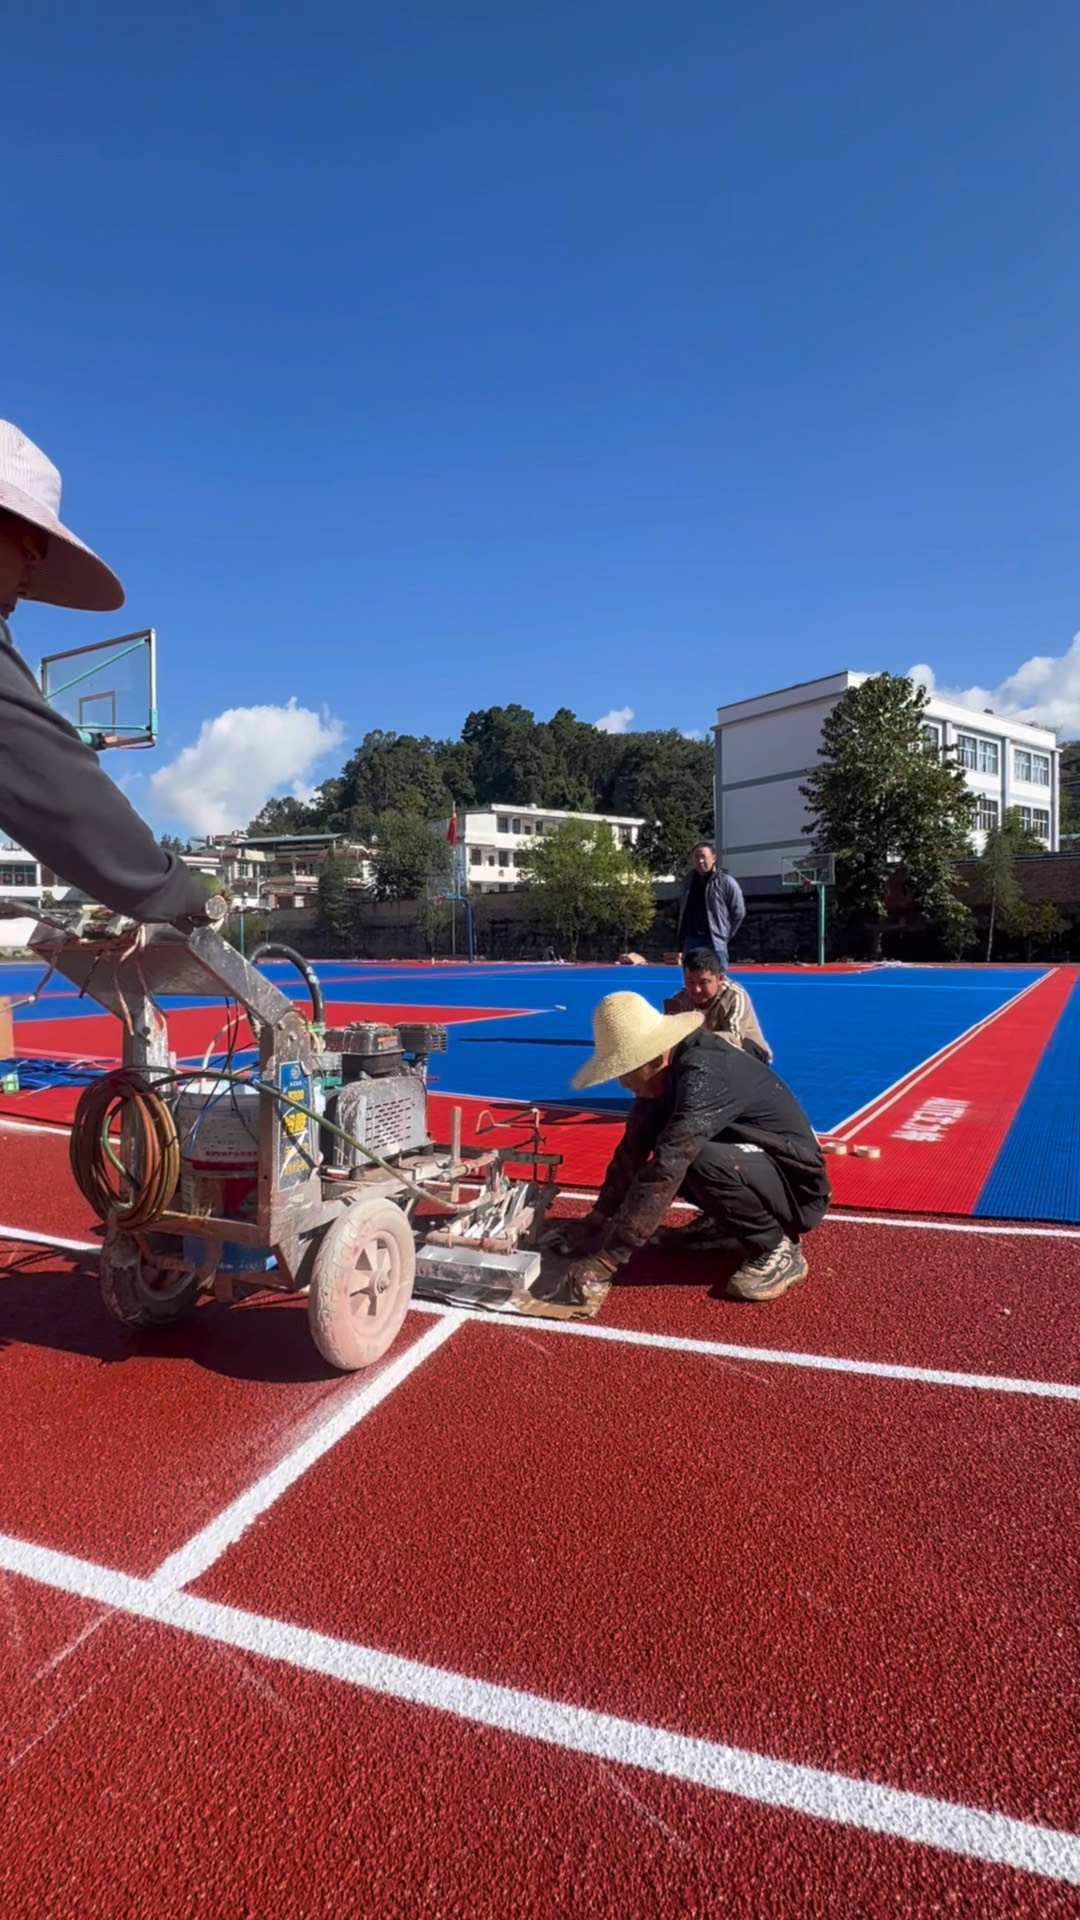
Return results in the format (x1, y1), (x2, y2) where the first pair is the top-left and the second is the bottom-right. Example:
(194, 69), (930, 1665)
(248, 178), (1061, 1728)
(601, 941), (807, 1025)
(0, 1531), (1075, 1884)
(407, 1301), (1080, 1401)
(0, 1223), (100, 1254)
(555, 1192), (1080, 1239)
(828, 970), (1052, 1141)
(152, 1313), (462, 1592)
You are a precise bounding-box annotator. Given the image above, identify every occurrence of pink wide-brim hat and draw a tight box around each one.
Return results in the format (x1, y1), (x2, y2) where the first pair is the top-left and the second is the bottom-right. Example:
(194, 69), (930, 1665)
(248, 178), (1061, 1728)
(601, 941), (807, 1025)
(0, 420), (124, 612)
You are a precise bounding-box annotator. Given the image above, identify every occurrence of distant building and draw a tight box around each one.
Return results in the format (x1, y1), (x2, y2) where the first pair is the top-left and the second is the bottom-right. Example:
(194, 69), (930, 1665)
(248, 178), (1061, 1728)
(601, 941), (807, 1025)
(714, 672), (1061, 891)
(434, 803), (648, 894)
(182, 831), (373, 910)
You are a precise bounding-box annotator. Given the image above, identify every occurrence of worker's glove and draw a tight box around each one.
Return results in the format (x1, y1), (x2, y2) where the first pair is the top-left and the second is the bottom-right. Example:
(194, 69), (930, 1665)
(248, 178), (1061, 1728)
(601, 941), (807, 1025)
(566, 1248), (619, 1305)
(539, 1210), (606, 1258)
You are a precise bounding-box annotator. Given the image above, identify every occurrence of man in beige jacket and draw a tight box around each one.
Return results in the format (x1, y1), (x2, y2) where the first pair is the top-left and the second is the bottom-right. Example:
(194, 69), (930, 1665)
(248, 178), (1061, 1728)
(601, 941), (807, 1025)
(663, 947), (772, 1063)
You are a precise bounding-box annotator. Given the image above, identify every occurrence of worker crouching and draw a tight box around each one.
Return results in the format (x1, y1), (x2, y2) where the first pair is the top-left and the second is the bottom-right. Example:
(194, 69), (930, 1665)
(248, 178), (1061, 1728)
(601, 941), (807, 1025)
(562, 993), (830, 1303)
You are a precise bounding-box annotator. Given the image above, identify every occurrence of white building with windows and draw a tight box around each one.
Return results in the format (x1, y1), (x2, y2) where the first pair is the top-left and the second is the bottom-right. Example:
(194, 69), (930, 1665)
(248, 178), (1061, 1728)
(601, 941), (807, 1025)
(435, 804), (647, 894)
(182, 832), (374, 910)
(714, 672), (1060, 891)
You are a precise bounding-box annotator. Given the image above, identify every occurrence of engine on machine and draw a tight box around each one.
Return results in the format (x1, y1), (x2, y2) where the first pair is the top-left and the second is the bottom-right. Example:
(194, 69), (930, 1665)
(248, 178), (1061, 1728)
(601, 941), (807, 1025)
(316, 1020), (448, 1170)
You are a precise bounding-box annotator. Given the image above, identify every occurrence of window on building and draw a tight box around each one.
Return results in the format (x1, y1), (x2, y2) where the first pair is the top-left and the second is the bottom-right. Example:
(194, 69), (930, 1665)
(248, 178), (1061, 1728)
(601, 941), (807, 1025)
(495, 817), (509, 834)
(619, 827), (633, 846)
(921, 721), (942, 752)
(0, 864), (36, 887)
(470, 847), (482, 866)
(1019, 806), (1051, 840)
(486, 853), (495, 866)
(1014, 749), (1051, 787)
(511, 818), (522, 834)
(521, 822), (532, 834)
(957, 733), (999, 775)
(975, 797), (1000, 833)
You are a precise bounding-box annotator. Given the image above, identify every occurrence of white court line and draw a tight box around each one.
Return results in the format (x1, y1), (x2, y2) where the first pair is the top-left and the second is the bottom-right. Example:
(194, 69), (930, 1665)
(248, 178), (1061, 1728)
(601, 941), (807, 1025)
(827, 1210), (1080, 1240)
(0, 1531), (1075, 1884)
(555, 1192), (1080, 1239)
(152, 1313), (462, 1592)
(828, 971), (1051, 1141)
(408, 1301), (1080, 1401)
(0, 1223), (100, 1253)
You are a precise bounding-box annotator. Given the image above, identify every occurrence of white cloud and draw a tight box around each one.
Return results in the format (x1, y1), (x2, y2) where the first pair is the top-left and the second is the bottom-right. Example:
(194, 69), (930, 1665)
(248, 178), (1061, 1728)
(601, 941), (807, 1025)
(150, 701), (346, 836)
(908, 634), (1080, 737)
(595, 706), (635, 734)
(681, 727), (708, 742)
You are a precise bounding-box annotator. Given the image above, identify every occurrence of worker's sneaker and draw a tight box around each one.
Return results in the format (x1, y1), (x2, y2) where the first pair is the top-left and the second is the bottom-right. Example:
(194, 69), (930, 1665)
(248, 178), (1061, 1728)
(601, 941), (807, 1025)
(726, 1237), (808, 1302)
(651, 1215), (726, 1253)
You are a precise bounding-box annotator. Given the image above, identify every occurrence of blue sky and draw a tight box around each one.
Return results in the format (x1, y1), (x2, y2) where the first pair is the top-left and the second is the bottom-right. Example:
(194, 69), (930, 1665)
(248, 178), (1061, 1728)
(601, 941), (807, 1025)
(6, 0), (1080, 831)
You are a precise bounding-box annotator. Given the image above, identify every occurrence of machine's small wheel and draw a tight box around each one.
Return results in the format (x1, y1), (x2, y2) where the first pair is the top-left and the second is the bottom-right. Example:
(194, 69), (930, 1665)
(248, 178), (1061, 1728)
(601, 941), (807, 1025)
(308, 1198), (416, 1372)
(99, 1227), (200, 1329)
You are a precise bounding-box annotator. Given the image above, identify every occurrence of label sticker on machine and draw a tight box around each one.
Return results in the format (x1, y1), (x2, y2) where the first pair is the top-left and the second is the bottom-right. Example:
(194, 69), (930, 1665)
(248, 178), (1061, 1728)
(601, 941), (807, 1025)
(276, 1060), (316, 1186)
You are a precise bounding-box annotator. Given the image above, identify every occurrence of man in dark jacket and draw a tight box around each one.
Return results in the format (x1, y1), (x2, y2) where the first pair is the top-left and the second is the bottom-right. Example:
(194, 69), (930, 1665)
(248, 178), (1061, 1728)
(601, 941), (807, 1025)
(675, 842), (745, 967)
(0, 421), (211, 924)
(562, 991), (830, 1302)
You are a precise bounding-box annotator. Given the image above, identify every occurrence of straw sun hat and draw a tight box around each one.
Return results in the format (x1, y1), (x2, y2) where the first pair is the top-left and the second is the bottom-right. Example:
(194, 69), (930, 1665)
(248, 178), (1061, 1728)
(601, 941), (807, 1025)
(572, 992), (703, 1090)
(0, 420), (124, 612)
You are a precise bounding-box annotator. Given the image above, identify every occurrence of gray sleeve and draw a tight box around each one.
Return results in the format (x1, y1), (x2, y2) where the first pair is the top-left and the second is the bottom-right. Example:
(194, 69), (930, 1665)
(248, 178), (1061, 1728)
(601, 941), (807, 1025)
(723, 871), (746, 935)
(0, 639), (210, 923)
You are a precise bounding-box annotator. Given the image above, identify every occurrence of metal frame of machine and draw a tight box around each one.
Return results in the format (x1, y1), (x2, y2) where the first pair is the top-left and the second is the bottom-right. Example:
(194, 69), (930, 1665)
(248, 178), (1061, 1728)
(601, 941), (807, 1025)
(23, 903), (598, 1373)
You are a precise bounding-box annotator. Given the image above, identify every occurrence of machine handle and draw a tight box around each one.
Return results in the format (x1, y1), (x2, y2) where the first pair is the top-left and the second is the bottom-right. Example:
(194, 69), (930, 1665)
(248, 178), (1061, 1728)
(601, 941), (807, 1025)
(173, 892), (229, 931)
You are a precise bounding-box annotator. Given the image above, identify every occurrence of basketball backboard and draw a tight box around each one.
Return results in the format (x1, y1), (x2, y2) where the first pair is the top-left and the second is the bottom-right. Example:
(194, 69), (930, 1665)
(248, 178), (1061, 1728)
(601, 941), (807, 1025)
(781, 852), (835, 889)
(40, 629), (156, 751)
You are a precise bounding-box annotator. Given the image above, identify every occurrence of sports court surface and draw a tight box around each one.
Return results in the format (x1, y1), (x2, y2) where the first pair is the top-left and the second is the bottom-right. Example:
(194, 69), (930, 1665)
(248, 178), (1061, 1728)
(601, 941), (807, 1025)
(1, 958), (1077, 1916)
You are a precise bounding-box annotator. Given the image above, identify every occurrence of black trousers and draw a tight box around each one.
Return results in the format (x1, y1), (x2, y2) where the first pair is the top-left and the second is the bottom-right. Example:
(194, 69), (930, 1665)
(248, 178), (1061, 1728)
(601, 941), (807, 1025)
(680, 1142), (816, 1256)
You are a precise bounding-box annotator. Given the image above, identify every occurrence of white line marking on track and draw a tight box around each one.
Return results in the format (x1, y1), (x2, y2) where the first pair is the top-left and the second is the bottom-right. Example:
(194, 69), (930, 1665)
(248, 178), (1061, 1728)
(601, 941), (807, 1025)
(151, 1313), (462, 1592)
(0, 1531), (1075, 1883)
(407, 1300), (1080, 1399)
(827, 1210), (1080, 1240)
(0, 1223), (100, 1253)
(556, 1191), (1080, 1238)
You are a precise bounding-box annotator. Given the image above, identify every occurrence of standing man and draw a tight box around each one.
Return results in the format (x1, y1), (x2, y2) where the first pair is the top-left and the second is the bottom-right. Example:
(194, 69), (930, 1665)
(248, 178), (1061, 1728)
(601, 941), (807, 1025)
(0, 421), (211, 923)
(663, 946), (772, 1062)
(560, 992), (829, 1303)
(675, 842), (745, 968)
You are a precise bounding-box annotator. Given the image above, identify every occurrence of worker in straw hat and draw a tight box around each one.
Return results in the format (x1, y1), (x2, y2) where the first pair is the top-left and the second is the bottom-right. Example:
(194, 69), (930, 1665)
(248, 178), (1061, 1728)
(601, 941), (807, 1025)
(560, 991), (830, 1302)
(0, 421), (210, 922)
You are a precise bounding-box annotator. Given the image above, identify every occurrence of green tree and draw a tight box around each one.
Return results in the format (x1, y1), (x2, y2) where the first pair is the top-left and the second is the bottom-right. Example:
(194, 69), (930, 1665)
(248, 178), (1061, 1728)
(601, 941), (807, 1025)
(605, 731), (713, 875)
(519, 817), (655, 960)
(1013, 899), (1066, 959)
(159, 832), (188, 854)
(801, 675), (976, 960)
(246, 795), (317, 835)
(416, 890), (452, 956)
(316, 853), (360, 944)
(1058, 787), (1080, 850)
(973, 807), (1046, 960)
(371, 812), (452, 902)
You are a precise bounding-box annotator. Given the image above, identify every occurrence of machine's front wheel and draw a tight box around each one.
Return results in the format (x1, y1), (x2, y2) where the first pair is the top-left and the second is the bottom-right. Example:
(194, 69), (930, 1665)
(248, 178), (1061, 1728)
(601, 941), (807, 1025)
(99, 1228), (200, 1329)
(308, 1198), (416, 1372)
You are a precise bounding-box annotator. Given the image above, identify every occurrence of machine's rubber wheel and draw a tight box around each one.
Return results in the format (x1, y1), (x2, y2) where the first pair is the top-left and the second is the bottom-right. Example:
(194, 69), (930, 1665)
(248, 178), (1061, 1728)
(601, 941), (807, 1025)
(308, 1198), (416, 1372)
(99, 1227), (201, 1329)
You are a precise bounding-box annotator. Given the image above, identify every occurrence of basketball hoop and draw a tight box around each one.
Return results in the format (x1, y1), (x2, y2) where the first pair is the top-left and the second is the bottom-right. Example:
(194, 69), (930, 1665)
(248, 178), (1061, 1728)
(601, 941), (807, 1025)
(780, 853), (835, 965)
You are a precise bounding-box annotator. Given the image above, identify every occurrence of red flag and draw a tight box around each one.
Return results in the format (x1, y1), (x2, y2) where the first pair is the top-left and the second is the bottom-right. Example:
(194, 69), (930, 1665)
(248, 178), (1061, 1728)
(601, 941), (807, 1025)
(446, 811), (459, 847)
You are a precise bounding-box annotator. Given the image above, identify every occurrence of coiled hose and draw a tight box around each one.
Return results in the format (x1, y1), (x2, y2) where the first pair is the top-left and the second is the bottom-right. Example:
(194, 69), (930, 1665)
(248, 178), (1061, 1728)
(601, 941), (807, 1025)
(69, 1070), (182, 1229)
